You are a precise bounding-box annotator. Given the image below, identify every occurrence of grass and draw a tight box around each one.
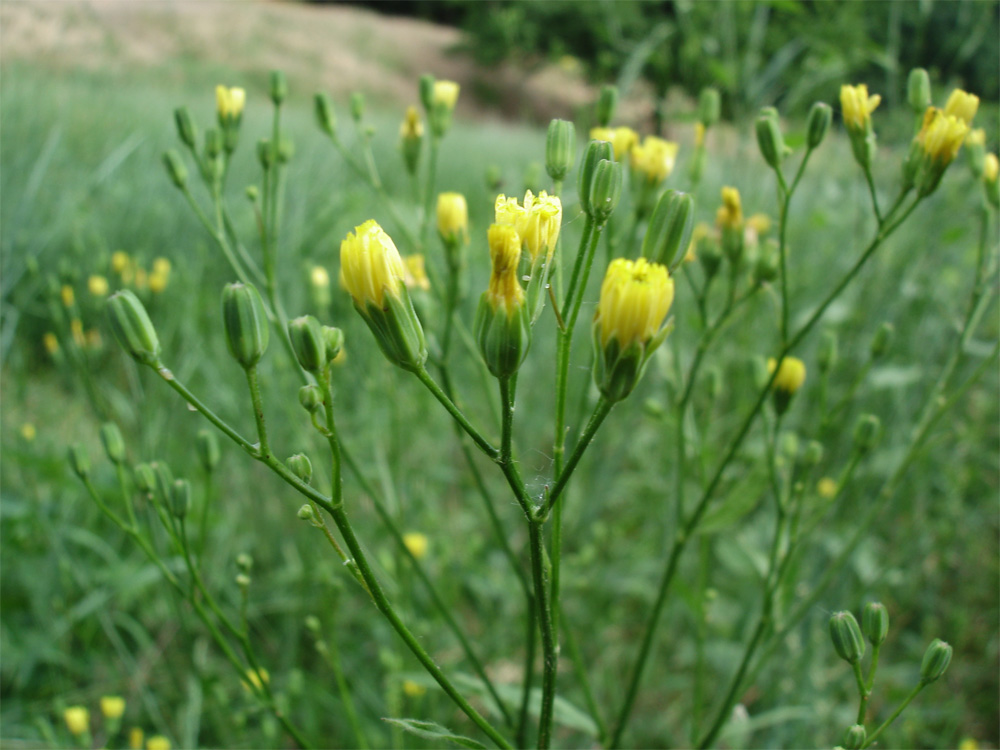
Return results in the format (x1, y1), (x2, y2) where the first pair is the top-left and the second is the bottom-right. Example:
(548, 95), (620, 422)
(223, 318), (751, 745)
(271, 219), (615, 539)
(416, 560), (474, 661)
(2, 56), (997, 750)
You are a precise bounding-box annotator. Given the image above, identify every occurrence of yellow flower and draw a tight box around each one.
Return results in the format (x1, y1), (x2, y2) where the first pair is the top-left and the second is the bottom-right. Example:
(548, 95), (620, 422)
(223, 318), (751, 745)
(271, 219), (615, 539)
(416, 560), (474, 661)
(242, 668), (270, 692)
(64, 706), (90, 736)
(403, 532), (429, 559)
(630, 136), (679, 184)
(111, 251), (130, 274)
(310, 266), (330, 289)
(61, 285), (75, 308)
(88, 275), (109, 296)
(494, 191), (562, 266)
(486, 224), (525, 315)
(148, 272), (169, 294)
(943, 89), (979, 124)
(43, 332), (59, 355)
(402, 679), (427, 698)
(840, 84), (881, 131)
(340, 220), (406, 307)
(403, 254), (430, 291)
(134, 268), (148, 290)
(746, 213), (771, 236)
(399, 105), (424, 139)
(917, 107), (969, 165)
(596, 258), (673, 349)
(71, 319), (86, 347)
(432, 80), (460, 111)
(716, 187), (743, 230)
(128, 727), (144, 750)
(437, 192), (468, 244)
(767, 356), (807, 394)
(152, 257), (171, 276)
(20, 423), (36, 441)
(694, 121), (706, 148)
(966, 128), (986, 147)
(817, 477), (838, 499)
(985, 153), (999, 182)
(611, 126), (639, 161)
(146, 735), (171, 750)
(100, 695), (126, 720)
(958, 738), (979, 750)
(216, 85), (246, 120)
(589, 126), (614, 143)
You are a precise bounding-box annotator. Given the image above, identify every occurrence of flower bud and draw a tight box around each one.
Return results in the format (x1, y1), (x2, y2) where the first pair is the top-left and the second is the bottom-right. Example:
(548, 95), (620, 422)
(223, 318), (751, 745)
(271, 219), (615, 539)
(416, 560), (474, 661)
(269, 70), (288, 105)
(170, 479), (190, 519)
(134, 463), (156, 493)
(299, 385), (323, 413)
(829, 610), (865, 664)
(257, 138), (273, 169)
(151, 461), (174, 505)
(862, 602), (889, 646)
(68, 444), (90, 480)
(698, 236), (723, 279)
(349, 92), (365, 122)
(205, 128), (223, 159)
(322, 326), (344, 362)
(804, 440), (824, 467)
(429, 80), (459, 137)
(869, 322), (894, 360)
(100, 696), (125, 721)
(642, 190), (694, 268)
(297, 504), (315, 521)
(578, 139), (613, 217)
(853, 414), (881, 453)
(196, 428), (221, 473)
(806, 102), (832, 149)
(163, 150), (188, 189)
(965, 129), (986, 179)
(174, 106), (198, 150)
(843, 724), (866, 750)
(288, 315), (327, 373)
(767, 356), (806, 415)
(475, 224), (530, 379)
(753, 242), (779, 285)
(64, 706), (90, 736)
(100, 423), (126, 465)
(755, 107), (786, 169)
(546, 118), (576, 182)
(437, 192), (468, 248)
(920, 638), (952, 684)
(907, 68), (932, 114)
(222, 282), (270, 370)
(986, 153), (1000, 208)
(419, 74), (435, 112)
(236, 552), (253, 572)
(818, 330), (838, 373)
(107, 290), (161, 367)
(286, 453), (313, 484)
(314, 92), (337, 137)
(596, 84), (618, 127)
(698, 87), (721, 127)
(589, 159), (623, 222)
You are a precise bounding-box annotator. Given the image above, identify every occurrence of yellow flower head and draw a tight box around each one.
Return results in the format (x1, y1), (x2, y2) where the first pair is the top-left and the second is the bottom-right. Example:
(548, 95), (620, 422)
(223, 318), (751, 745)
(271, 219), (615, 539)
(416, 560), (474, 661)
(216, 85), (246, 121)
(100, 696), (126, 720)
(840, 84), (881, 131)
(403, 679), (427, 698)
(917, 107), (969, 164)
(340, 220), (406, 307)
(43, 332), (59, 354)
(61, 284), (75, 308)
(437, 192), (468, 243)
(984, 153), (999, 183)
(149, 272), (169, 294)
(146, 735), (172, 750)
(747, 213), (772, 236)
(20, 423), (36, 441)
(966, 128), (986, 147)
(152, 257), (171, 276)
(243, 668), (270, 692)
(767, 356), (807, 394)
(486, 223), (525, 316)
(958, 738), (979, 750)
(403, 254), (430, 291)
(494, 191), (562, 265)
(695, 121), (706, 148)
(129, 727), (144, 750)
(433, 81), (460, 111)
(589, 127), (614, 143)
(71, 319), (85, 347)
(310, 266), (330, 288)
(716, 186), (743, 230)
(403, 532), (429, 559)
(88, 275), (109, 297)
(611, 126), (639, 161)
(111, 251), (130, 274)
(400, 105), (424, 139)
(64, 706), (90, 736)
(596, 258), (674, 349)
(817, 477), (838, 499)
(943, 89), (979, 125)
(630, 136), (679, 184)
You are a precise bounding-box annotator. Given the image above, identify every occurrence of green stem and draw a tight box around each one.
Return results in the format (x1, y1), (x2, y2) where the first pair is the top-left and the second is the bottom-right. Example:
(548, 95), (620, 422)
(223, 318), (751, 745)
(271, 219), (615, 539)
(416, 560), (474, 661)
(415, 366), (498, 460)
(852, 660), (869, 725)
(863, 165), (883, 224)
(861, 684), (924, 748)
(517, 598), (537, 749)
(542, 398), (613, 519)
(421, 136), (440, 248)
(529, 519), (556, 749)
(321, 633), (370, 750)
(245, 367), (271, 460)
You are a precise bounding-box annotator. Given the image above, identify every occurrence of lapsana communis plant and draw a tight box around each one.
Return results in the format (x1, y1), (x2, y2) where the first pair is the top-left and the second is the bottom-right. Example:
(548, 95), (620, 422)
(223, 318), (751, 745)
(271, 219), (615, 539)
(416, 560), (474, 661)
(61, 64), (994, 750)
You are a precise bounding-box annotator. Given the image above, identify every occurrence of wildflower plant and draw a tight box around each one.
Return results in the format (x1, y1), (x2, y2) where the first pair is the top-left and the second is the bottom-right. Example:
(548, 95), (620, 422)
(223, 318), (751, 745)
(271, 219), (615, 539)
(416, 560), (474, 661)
(59, 63), (997, 750)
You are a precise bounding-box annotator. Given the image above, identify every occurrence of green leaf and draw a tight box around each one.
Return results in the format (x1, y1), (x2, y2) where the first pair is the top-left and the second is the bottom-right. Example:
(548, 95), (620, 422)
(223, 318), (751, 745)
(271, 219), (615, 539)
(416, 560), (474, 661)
(382, 718), (487, 749)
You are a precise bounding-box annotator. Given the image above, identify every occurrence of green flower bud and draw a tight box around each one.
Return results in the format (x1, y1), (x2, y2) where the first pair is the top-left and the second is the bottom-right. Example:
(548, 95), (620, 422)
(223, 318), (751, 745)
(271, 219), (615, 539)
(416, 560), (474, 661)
(288, 315), (326, 373)
(862, 602), (889, 646)
(589, 159), (623, 222)
(314, 92), (337, 137)
(753, 242), (780, 285)
(100, 423), (126, 465)
(322, 326), (344, 362)
(297, 504), (315, 521)
(286, 453), (313, 484)
(806, 102), (832, 149)
(804, 440), (824, 467)
(545, 119), (576, 182)
(596, 84), (619, 127)
(698, 88), (721, 127)
(170, 479), (191, 519)
(235, 573), (251, 587)
(236, 552), (253, 571)
(246, 185), (259, 202)
(698, 236), (723, 279)
(919, 638), (952, 684)
(350, 92), (365, 123)
(305, 615), (321, 633)
(277, 137), (295, 164)
(163, 150), (188, 189)
(299, 384), (323, 413)
(755, 108), (786, 169)
(222, 282), (270, 370)
(853, 414), (881, 453)
(419, 74), (435, 113)
(843, 724), (866, 750)
(474, 293), (531, 380)
(205, 129), (223, 160)
(781, 431), (800, 461)
(196, 428), (220, 473)
(869, 322), (894, 360)
(106, 290), (161, 367)
(133, 463), (156, 493)
(174, 106), (198, 150)
(818, 330), (838, 373)
(578, 140), (613, 217)
(151, 460), (174, 505)
(907, 68), (932, 114)
(68, 444), (90, 480)
(966, 137), (986, 179)
(257, 138), (274, 169)
(642, 190), (694, 268)
(829, 611), (866, 664)
(269, 70), (288, 105)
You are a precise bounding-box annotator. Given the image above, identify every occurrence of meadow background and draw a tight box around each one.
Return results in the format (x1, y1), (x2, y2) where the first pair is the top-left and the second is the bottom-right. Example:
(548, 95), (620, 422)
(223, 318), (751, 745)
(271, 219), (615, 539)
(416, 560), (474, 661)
(2, 1), (998, 748)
